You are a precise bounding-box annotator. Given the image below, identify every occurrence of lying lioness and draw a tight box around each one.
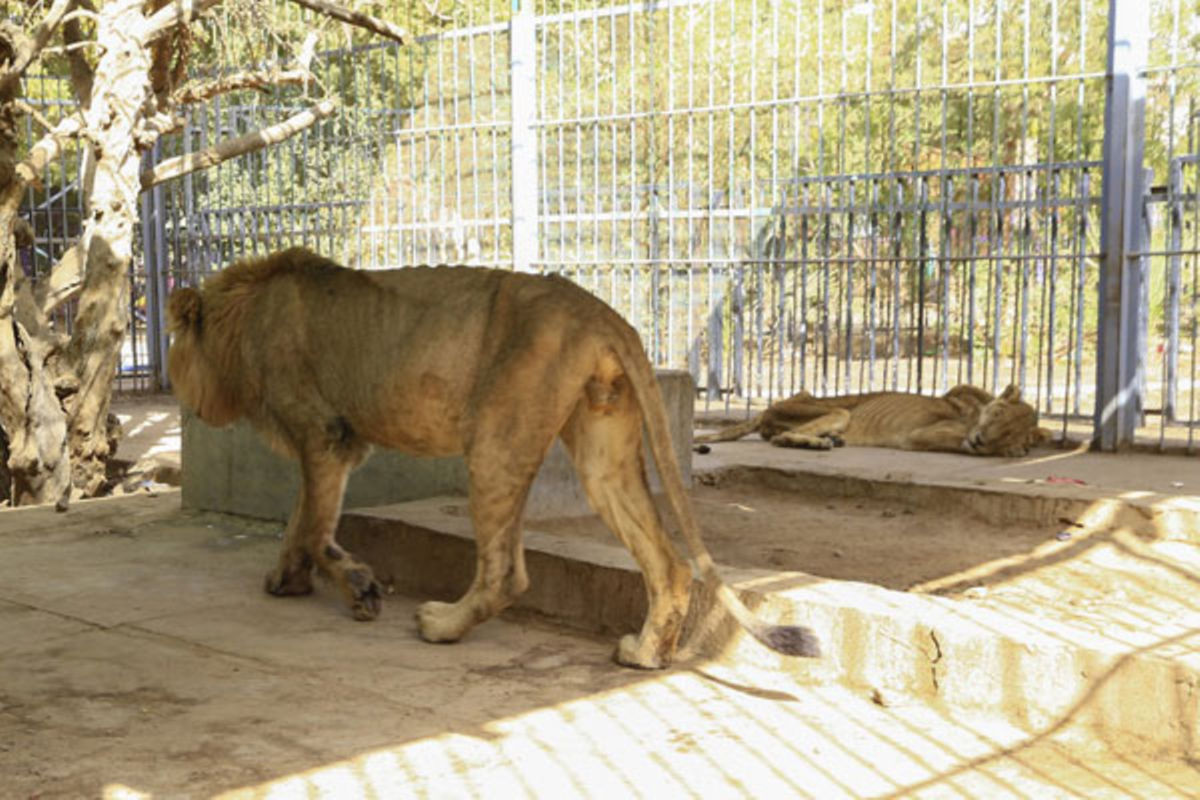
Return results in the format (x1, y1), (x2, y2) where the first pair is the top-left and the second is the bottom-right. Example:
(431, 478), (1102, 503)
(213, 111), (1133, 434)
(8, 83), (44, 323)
(697, 384), (1049, 456)
(167, 248), (817, 668)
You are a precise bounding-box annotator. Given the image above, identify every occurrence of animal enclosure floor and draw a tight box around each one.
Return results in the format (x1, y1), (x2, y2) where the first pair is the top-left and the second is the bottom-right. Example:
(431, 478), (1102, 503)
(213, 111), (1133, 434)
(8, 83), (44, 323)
(7, 493), (1196, 797)
(531, 473), (1200, 656)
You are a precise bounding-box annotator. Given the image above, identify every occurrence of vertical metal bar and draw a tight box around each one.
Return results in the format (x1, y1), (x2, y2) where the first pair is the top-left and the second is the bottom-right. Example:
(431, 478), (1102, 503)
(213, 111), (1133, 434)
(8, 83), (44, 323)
(967, 175), (979, 386)
(1074, 173), (1090, 418)
(800, 185), (811, 392)
(868, 180), (879, 390)
(489, 22), (502, 267)
(915, 177), (928, 392)
(726, 0), (737, 410)
(844, 181), (855, 394)
(1188, 141), (1199, 451)
(820, 184), (831, 395)
(554, 9), (566, 276)
(592, 4), (602, 296)
(139, 148), (159, 388)
(749, 0), (760, 398)
(770, 0), (781, 400)
(1046, 171), (1061, 415)
(573, 2), (584, 285)
(1166, 155), (1183, 423)
(665, 1), (676, 370)
(628, 2), (639, 336)
(938, 175), (951, 393)
(1158, 0), (1182, 440)
(511, 0), (539, 272)
(1096, 0), (1150, 450)
(890, 179), (903, 391)
(991, 174), (1004, 393)
(1017, 170), (1031, 390)
(686, 0), (698, 387)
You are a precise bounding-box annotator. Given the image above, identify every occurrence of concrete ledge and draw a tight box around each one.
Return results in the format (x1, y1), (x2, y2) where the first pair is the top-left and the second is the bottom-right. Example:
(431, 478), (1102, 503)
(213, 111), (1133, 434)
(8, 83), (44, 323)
(182, 369), (694, 521)
(338, 498), (1200, 761)
(696, 451), (1200, 542)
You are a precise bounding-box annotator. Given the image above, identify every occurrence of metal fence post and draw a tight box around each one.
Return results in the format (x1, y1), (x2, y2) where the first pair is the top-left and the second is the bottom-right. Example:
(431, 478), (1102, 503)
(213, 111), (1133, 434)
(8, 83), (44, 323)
(139, 144), (169, 391)
(1095, 0), (1149, 450)
(1166, 158), (1183, 422)
(510, 0), (538, 273)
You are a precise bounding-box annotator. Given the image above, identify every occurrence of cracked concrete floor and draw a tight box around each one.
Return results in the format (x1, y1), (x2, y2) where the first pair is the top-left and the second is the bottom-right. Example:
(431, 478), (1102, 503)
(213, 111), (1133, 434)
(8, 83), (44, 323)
(1, 492), (1197, 799)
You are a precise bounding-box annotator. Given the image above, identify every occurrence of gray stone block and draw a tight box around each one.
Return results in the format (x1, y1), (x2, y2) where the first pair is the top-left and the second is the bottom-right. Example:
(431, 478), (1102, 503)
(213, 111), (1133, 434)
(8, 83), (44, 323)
(182, 370), (694, 521)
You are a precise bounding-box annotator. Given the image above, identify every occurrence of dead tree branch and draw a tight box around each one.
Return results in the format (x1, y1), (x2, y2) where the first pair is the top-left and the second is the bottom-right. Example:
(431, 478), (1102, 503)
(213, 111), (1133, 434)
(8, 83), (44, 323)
(63, 0), (96, 104)
(140, 99), (336, 190)
(13, 100), (55, 133)
(0, 0), (75, 97)
(285, 0), (407, 45)
(3, 113), (84, 209)
(33, 243), (86, 318)
(171, 67), (312, 106)
(141, 0), (222, 43)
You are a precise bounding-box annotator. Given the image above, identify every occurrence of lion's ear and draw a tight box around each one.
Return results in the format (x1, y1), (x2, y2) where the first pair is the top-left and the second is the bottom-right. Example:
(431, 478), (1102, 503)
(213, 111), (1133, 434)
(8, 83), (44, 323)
(167, 288), (202, 334)
(999, 383), (1022, 403)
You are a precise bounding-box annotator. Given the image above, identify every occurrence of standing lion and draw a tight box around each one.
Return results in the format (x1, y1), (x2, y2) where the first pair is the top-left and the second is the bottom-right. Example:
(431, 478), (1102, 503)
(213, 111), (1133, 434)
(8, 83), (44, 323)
(167, 248), (818, 668)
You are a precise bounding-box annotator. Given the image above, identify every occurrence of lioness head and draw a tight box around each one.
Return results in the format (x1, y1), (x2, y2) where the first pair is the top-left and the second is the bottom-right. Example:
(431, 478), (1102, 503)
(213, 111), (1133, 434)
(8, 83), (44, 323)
(166, 286), (242, 427)
(964, 384), (1050, 457)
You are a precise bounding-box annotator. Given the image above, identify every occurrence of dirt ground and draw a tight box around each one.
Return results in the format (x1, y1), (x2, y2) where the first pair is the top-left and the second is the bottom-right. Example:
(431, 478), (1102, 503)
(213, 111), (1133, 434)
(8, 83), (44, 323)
(532, 470), (1200, 653)
(538, 479), (1061, 592)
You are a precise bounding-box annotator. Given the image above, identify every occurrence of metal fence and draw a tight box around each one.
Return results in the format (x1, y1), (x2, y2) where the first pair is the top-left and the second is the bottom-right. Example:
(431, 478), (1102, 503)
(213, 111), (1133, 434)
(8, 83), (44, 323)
(19, 0), (1200, 451)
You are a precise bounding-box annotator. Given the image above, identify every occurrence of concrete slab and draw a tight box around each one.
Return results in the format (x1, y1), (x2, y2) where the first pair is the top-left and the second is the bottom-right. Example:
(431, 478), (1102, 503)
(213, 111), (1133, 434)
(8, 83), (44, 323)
(694, 434), (1200, 540)
(2, 493), (1196, 798)
(176, 369), (695, 521)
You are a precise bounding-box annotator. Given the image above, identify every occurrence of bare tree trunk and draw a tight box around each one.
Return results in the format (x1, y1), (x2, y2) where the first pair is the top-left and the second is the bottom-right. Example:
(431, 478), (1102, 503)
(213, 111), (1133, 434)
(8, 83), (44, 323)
(0, 30), (70, 507)
(64, 1), (154, 496)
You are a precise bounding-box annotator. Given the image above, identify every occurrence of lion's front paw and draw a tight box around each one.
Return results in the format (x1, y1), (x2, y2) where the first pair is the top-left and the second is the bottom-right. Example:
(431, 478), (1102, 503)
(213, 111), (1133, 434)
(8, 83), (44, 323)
(345, 566), (383, 621)
(613, 634), (668, 670)
(415, 601), (469, 643)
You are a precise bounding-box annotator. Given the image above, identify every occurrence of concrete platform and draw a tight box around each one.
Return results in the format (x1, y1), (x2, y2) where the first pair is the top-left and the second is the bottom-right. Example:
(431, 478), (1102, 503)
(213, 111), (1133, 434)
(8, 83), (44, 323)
(693, 433), (1200, 541)
(2, 492), (1197, 798)
(177, 370), (695, 521)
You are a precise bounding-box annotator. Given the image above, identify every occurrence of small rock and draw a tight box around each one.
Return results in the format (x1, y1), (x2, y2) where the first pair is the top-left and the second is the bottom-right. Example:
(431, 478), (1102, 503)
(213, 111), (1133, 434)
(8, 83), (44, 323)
(870, 687), (893, 707)
(1171, 481), (1185, 489)
(832, 549), (843, 558)
(963, 586), (988, 598)
(881, 510), (896, 518)
(694, 444), (711, 455)
(1055, 530), (1073, 541)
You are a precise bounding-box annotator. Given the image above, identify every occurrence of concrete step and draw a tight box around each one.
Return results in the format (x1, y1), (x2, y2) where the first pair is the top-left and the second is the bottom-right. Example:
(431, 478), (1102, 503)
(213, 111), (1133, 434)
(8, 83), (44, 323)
(693, 438), (1200, 541)
(338, 497), (1200, 762)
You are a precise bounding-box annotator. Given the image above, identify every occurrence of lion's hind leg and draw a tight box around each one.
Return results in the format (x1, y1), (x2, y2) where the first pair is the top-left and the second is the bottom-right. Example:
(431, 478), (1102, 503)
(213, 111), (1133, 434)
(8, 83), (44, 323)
(560, 388), (691, 669)
(415, 434), (548, 644)
(265, 447), (382, 621)
(767, 407), (851, 450)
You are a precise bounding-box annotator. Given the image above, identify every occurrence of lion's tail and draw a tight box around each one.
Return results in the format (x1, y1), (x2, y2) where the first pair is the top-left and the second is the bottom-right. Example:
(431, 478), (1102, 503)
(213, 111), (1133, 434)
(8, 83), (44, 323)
(693, 415), (763, 444)
(607, 324), (820, 659)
